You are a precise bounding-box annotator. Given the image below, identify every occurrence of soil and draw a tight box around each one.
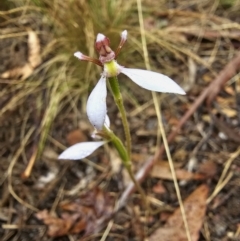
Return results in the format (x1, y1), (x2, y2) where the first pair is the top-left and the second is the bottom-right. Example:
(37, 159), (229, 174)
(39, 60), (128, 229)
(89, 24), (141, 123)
(1, 1), (240, 241)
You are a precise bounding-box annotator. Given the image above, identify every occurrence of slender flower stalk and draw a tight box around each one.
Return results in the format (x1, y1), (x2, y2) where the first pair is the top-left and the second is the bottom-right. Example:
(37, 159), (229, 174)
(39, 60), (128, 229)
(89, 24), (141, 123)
(108, 76), (131, 157)
(102, 125), (148, 208)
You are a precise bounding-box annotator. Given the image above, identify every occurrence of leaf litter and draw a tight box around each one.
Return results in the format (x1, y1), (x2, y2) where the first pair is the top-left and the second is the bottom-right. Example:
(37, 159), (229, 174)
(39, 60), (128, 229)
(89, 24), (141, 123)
(149, 185), (209, 241)
(1, 30), (41, 80)
(36, 187), (115, 237)
(1, 0), (240, 241)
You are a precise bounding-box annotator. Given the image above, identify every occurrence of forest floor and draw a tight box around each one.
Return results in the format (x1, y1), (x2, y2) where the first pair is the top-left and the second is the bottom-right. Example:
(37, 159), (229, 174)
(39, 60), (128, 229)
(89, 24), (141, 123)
(1, 0), (240, 240)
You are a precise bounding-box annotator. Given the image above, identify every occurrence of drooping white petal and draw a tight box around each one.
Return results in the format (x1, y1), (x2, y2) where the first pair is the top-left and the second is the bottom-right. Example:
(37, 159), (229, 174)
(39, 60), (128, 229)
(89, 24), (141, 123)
(87, 76), (107, 130)
(104, 115), (110, 128)
(121, 68), (186, 95)
(58, 141), (106, 160)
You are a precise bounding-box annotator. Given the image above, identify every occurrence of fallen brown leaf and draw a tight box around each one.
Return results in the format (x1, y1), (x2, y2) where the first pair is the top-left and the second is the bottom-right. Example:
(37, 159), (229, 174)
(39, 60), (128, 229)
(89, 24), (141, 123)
(35, 210), (73, 237)
(151, 162), (205, 181)
(198, 160), (217, 178)
(36, 187), (114, 237)
(66, 129), (88, 145)
(149, 184), (209, 241)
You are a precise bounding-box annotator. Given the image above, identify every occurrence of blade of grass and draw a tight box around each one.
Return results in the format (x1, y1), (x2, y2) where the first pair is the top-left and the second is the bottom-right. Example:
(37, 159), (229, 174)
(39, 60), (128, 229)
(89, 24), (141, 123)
(136, 0), (191, 240)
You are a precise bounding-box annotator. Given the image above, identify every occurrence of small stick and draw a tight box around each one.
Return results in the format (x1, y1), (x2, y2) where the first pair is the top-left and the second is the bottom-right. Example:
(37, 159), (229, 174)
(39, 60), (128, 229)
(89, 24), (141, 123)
(119, 52), (240, 205)
(21, 146), (38, 179)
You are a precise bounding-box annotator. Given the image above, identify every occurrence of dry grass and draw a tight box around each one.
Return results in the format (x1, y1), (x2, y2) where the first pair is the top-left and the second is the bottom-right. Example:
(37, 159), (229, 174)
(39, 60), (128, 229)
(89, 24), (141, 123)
(1, 0), (240, 240)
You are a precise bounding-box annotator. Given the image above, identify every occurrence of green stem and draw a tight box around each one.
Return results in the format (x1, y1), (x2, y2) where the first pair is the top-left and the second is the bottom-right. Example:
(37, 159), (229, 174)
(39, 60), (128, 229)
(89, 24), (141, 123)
(103, 124), (148, 209)
(108, 76), (132, 158)
(105, 75), (148, 209)
(103, 126), (129, 165)
(124, 164), (148, 209)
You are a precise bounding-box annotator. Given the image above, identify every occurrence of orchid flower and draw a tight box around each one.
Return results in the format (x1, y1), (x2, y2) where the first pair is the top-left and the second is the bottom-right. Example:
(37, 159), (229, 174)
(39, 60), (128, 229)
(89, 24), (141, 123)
(74, 30), (185, 131)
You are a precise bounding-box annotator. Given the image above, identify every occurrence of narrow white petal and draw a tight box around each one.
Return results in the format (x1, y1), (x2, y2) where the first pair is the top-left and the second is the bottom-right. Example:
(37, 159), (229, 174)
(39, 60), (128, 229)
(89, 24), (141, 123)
(121, 68), (186, 95)
(104, 115), (110, 128)
(87, 76), (107, 130)
(58, 141), (105, 160)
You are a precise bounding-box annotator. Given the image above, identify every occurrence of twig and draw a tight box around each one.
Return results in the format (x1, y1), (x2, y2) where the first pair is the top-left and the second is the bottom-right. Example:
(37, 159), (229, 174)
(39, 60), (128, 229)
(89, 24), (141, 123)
(119, 52), (240, 205)
(206, 52), (240, 105)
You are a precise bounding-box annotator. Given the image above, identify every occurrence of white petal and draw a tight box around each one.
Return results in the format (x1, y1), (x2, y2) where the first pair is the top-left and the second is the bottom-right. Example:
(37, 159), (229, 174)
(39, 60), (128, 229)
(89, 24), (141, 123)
(104, 115), (110, 128)
(91, 115), (110, 139)
(87, 76), (107, 130)
(121, 68), (186, 95)
(58, 141), (105, 160)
